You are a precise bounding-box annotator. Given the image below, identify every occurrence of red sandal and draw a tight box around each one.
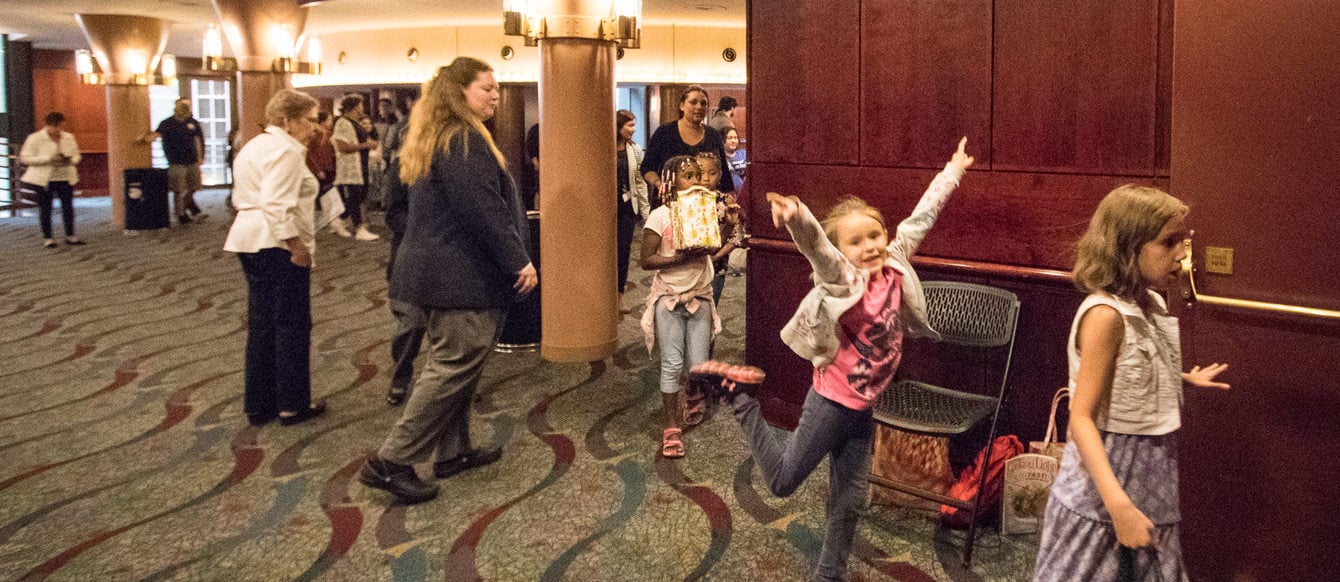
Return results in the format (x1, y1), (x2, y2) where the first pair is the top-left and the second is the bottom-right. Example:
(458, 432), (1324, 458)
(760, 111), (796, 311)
(689, 360), (766, 401)
(661, 427), (685, 458)
(683, 386), (706, 427)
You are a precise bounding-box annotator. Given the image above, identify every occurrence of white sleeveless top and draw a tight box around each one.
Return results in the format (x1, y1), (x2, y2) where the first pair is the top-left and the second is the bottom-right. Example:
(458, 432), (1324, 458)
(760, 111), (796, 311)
(1067, 291), (1183, 435)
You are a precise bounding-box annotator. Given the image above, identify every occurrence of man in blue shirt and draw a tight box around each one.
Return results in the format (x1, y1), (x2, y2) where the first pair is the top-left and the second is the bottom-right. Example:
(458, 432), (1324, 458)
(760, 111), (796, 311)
(143, 99), (207, 224)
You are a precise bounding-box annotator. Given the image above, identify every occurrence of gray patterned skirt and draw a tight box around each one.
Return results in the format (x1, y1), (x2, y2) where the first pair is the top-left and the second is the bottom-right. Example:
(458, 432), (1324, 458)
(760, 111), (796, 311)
(1032, 432), (1188, 582)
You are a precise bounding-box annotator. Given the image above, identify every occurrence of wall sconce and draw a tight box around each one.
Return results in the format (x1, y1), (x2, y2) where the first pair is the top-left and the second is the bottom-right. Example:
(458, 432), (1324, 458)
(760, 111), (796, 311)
(201, 22), (321, 74)
(272, 24), (295, 72)
(203, 23), (226, 71)
(407, 48), (419, 62)
(503, 0), (641, 49)
(160, 54), (177, 80)
(74, 48), (178, 85)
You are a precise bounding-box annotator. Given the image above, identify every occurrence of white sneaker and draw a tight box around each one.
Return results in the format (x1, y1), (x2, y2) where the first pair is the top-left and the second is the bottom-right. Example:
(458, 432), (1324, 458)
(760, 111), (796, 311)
(354, 225), (381, 241)
(330, 219), (352, 238)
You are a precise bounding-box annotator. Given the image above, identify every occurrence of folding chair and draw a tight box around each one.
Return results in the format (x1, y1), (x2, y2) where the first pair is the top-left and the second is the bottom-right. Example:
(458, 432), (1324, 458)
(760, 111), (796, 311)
(867, 281), (1020, 567)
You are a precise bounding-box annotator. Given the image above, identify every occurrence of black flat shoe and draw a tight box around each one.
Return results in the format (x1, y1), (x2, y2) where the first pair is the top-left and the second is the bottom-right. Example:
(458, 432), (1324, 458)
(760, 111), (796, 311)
(278, 400), (327, 426)
(247, 412), (277, 426)
(359, 456), (438, 504)
(64, 238), (85, 245)
(386, 387), (408, 406)
(434, 446), (503, 479)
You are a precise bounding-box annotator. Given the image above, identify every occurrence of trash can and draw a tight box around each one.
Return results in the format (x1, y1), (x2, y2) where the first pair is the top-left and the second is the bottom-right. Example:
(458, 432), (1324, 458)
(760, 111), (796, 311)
(124, 168), (170, 231)
(496, 211), (541, 353)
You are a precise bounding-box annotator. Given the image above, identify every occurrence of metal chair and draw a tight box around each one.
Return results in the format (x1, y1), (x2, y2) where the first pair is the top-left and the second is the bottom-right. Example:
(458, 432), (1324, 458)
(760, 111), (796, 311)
(867, 281), (1020, 567)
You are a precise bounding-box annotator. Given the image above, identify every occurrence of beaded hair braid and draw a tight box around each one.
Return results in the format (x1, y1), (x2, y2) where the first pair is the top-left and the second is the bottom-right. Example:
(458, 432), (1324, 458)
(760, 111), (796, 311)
(659, 155), (701, 205)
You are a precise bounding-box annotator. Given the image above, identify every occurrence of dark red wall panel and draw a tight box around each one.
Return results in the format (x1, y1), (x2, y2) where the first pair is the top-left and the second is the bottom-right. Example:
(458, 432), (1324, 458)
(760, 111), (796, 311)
(749, 0), (861, 166)
(1176, 308), (1340, 581)
(859, 0), (993, 169)
(992, 0), (1160, 175)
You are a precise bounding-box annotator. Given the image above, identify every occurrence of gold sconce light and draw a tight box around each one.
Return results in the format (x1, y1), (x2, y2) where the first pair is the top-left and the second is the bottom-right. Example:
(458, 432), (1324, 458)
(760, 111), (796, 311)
(74, 48), (178, 86)
(201, 22), (322, 74)
(503, 0), (641, 49)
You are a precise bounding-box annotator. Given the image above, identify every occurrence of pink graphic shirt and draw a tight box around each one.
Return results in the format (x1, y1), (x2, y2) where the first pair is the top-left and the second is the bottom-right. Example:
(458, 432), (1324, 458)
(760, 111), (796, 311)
(813, 267), (905, 410)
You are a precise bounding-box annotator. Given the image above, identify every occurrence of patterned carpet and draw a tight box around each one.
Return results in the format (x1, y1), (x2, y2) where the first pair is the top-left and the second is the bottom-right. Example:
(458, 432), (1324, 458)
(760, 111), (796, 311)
(0, 191), (1038, 581)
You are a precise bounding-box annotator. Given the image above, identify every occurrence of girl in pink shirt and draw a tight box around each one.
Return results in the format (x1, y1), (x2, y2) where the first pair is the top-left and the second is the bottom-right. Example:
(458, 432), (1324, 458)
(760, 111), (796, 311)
(693, 139), (975, 581)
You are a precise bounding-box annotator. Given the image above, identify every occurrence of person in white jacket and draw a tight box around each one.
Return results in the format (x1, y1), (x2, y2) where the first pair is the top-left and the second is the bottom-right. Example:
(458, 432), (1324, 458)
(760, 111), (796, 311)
(20, 112), (82, 248)
(692, 138), (975, 581)
(224, 89), (328, 427)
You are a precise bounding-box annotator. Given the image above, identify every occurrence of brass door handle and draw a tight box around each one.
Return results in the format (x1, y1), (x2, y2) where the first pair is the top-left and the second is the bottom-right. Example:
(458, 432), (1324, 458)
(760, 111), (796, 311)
(1179, 232), (1340, 321)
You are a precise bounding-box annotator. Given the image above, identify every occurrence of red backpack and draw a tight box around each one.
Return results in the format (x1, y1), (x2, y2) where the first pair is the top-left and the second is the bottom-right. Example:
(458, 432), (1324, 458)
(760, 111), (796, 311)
(940, 435), (1024, 528)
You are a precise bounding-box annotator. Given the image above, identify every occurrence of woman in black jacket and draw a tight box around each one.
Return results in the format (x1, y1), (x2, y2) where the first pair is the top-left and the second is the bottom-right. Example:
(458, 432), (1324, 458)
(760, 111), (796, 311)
(360, 57), (537, 504)
(639, 85), (734, 208)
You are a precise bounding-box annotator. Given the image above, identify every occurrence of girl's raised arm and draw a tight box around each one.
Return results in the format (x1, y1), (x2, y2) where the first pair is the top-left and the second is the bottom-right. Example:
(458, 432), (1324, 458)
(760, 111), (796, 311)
(767, 192), (848, 285)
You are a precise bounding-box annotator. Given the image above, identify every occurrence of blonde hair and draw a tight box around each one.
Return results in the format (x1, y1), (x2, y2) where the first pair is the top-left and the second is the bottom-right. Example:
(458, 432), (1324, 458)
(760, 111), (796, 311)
(1073, 184), (1189, 300)
(264, 89), (318, 127)
(821, 196), (888, 247)
(400, 57), (506, 185)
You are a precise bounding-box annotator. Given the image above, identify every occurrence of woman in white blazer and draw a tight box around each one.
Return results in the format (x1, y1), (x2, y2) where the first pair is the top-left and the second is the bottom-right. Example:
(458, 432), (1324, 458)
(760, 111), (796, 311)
(20, 112), (82, 248)
(616, 109), (650, 310)
(223, 89), (328, 427)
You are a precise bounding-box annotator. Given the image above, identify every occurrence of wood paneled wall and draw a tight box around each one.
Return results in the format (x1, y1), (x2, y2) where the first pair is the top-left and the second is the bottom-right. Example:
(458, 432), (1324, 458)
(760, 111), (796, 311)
(748, 1), (1340, 580)
(746, 0), (1175, 438)
(30, 50), (110, 196)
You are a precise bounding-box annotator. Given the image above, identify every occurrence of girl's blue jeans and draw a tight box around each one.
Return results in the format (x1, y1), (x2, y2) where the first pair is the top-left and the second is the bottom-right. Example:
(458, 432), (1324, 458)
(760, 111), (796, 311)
(732, 387), (874, 581)
(654, 301), (712, 394)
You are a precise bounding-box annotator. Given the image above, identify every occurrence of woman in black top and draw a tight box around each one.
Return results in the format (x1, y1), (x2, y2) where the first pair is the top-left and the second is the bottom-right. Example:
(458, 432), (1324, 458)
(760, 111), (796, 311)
(639, 85), (734, 208)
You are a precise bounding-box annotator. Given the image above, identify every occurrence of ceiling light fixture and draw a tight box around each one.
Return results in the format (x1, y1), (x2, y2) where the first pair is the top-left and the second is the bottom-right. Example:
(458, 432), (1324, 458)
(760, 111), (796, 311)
(503, 0), (642, 49)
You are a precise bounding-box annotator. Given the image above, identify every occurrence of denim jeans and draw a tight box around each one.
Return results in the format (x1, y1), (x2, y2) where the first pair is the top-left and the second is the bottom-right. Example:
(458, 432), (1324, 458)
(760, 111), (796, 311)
(732, 388), (874, 581)
(238, 248), (312, 419)
(653, 301), (713, 394)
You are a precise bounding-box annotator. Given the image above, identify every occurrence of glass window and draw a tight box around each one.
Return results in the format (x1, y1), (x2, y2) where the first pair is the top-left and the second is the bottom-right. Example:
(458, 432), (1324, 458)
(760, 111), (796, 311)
(148, 85), (181, 169)
(191, 79), (233, 186)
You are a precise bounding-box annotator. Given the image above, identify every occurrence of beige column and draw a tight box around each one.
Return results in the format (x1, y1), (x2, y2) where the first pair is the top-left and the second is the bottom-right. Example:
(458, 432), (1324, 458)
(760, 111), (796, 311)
(538, 37), (619, 362)
(212, 0), (307, 143)
(75, 14), (170, 229)
(235, 71), (288, 142)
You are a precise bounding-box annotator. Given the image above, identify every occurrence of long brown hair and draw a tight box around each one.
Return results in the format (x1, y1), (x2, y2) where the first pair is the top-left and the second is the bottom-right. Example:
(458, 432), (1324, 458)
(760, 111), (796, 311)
(1072, 184), (1188, 300)
(399, 57), (506, 185)
(616, 109), (635, 147)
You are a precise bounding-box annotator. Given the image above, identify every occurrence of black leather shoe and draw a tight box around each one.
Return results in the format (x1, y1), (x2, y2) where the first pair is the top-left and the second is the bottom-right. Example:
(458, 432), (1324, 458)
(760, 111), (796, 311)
(278, 400), (327, 426)
(433, 447), (503, 479)
(247, 412), (277, 426)
(359, 456), (438, 504)
(386, 387), (408, 406)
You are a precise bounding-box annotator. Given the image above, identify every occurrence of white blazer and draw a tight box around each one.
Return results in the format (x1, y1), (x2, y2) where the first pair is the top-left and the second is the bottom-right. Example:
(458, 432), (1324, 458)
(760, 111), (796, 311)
(622, 142), (650, 219)
(224, 127), (319, 259)
(19, 130), (81, 187)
